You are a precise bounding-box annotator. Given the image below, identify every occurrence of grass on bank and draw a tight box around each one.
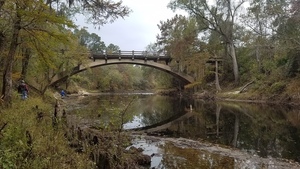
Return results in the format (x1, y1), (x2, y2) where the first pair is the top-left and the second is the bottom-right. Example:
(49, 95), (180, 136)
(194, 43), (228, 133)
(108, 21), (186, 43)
(0, 92), (94, 169)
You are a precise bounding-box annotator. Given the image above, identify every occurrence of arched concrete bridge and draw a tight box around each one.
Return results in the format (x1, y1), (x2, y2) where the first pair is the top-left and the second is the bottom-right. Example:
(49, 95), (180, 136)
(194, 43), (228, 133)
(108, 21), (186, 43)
(50, 51), (194, 87)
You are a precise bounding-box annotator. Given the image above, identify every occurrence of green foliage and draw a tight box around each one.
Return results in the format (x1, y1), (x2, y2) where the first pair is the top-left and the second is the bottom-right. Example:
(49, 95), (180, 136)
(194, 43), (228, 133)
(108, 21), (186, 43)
(142, 66), (175, 89)
(0, 95), (93, 168)
(268, 82), (286, 94)
(285, 50), (300, 77)
(106, 44), (120, 53)
(156, 15), (203, 75)
(71, 64), (176, 92)
(74, 28), (106, 53)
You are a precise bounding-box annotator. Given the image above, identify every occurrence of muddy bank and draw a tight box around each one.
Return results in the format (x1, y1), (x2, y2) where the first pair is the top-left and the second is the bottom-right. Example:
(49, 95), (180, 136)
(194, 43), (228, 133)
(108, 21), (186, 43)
(65, 125), (151, 169)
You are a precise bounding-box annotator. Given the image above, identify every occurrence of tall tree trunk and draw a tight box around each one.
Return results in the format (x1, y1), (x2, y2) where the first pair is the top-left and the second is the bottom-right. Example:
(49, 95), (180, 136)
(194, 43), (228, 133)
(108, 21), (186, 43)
(0, 0), (5, 71)
(228, 43), (239, 83)
(0, 0), (5, 74)
(21, 48), (31, 79)
(2, 10), (21, 106)
(226, 0), (239, 84)
(215, 60), (221, 91)
(255, 46), (261, 71)
(0, 32), (5, 71)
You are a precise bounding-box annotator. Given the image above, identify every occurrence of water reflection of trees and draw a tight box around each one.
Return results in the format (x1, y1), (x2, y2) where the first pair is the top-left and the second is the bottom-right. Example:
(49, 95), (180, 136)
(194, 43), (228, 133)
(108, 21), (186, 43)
(68, 95), (139, 130)
(173, 101), (300, 162)
(139, 96), (187, 126)
(147, 100), (300, 162)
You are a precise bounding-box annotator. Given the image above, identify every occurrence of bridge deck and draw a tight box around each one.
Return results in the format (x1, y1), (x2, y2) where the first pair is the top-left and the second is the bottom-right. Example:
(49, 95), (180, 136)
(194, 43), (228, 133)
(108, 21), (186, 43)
(91, 50), (171, 62)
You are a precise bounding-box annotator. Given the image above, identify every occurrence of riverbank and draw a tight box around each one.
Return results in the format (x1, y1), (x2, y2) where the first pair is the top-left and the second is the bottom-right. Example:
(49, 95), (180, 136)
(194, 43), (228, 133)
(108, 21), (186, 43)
(0, 95), (94, 168)
(190, 79), (300, 106)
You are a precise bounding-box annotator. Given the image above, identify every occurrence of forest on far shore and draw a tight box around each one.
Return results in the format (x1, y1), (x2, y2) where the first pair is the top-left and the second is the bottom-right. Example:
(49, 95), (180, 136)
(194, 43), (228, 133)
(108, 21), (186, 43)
(1, 0), (300, 106)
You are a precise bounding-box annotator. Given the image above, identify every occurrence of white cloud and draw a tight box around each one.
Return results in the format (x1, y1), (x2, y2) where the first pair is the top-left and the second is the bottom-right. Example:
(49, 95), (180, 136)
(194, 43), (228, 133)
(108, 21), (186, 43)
(75, 0), (184, 51)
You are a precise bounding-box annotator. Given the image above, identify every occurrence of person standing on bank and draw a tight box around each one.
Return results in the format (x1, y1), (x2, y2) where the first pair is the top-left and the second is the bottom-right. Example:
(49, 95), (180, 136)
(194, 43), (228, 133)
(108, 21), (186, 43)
(18, 80), (29, 100)
(60, 90), (66, 99)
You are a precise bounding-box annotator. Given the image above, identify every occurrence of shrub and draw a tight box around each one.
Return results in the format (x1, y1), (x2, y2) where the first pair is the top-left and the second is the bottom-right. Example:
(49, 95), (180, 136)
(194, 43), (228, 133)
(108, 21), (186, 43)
(269, 82), (286, 94)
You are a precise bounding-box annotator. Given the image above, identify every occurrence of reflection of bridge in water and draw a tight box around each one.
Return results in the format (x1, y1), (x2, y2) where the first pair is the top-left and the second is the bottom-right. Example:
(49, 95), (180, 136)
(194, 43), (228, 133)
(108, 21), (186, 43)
(125, 104), (229, 139)
(50, 51), (194, 87)
(127, 109), (195, 133)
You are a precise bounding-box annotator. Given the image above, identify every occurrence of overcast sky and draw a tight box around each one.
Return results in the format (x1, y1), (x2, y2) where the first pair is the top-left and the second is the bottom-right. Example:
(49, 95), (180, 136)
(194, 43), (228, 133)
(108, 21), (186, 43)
(75, 0), (183, 51)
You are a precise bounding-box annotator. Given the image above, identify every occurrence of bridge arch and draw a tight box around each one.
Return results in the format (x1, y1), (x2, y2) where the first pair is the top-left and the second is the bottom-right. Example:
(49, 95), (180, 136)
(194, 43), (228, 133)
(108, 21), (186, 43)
(50, 59), (194, 87)
(50, 51), (195, 87)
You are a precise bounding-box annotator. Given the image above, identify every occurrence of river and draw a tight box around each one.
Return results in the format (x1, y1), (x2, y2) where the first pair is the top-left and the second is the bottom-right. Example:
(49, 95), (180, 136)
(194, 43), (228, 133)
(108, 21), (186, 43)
(64, 93), (300, 169)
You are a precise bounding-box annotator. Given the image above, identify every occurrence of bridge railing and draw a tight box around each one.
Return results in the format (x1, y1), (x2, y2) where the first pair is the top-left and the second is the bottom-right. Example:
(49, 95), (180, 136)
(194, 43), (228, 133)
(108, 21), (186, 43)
(90, 50), (172, 63)
(93, 50), (168, 58)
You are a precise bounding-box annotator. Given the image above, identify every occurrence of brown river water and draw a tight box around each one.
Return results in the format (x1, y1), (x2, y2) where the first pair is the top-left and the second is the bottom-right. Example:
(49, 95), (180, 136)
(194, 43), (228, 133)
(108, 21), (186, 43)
(62, 93), (300, 169)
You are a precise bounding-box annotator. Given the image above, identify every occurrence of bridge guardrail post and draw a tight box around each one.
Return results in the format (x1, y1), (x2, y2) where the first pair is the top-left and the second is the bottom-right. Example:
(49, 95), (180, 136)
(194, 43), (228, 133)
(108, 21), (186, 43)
(144, 51), (147, 63)
(132, 50), (134, 60)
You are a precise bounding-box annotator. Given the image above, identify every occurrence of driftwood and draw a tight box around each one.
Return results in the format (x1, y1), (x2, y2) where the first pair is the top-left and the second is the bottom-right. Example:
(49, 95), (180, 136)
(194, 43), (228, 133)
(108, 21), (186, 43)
(239, 80), (254, 93)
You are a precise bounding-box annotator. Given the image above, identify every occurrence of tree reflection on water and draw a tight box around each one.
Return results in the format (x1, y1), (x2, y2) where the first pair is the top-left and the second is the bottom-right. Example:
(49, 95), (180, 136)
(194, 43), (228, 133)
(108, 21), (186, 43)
(67, 94), (300, 167)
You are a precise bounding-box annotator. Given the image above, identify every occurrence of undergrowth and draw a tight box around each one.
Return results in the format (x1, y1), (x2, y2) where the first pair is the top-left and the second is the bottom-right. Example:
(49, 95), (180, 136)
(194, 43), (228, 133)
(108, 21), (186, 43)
(0, 92), (94, 169)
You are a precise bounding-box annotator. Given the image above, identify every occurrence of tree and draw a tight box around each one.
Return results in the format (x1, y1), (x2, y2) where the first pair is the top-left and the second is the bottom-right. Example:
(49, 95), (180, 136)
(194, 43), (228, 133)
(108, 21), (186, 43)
(156, 15), (202, 73)
(106, 43), (120, 53)
(243, 0), (290, 75)
(169, 0), (246, 83)
(1, 0), (74, 106)
(74, 28), (106, 52)
(46, 0), (131, 27)
(277, 0), (300, 77)
(156, 14), (212, 90)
